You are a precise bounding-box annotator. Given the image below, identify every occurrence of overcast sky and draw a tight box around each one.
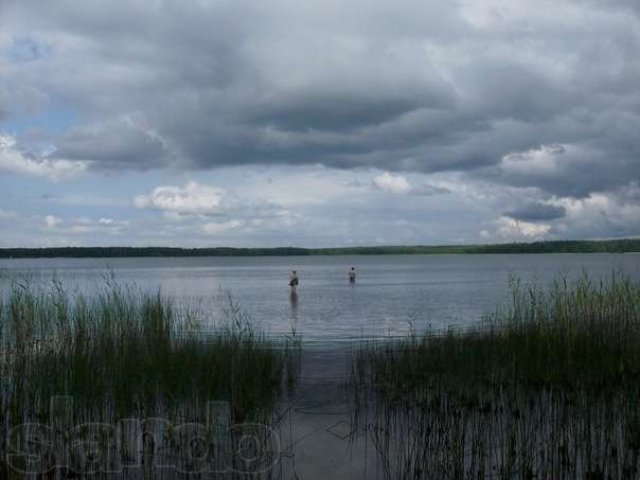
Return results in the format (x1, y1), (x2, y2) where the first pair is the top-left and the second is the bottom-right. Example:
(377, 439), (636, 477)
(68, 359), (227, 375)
(1, 0), (638, 247)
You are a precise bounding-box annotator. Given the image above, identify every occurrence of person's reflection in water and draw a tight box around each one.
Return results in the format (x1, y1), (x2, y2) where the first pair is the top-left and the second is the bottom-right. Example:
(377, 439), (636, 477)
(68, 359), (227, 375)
(289, 289), (299, 338)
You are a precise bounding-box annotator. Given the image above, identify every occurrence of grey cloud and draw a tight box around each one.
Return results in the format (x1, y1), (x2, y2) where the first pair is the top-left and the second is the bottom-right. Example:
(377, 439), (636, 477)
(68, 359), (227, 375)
(1, 0), (638, 201)
(249, 90), (444, 132)
(0, 83), (48, 119)
(490, 126), (640, 198)
(412, 184), (451, 196)
(0, 88), (8, 121)
(56, 118), (171, 169)
(8, 37), (52, 63)
(504, 202), (566, 222)
(574, 0), (640, 20)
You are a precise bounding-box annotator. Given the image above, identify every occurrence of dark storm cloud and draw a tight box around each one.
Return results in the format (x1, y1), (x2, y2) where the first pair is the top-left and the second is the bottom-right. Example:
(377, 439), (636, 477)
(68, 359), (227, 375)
(249, 91), (439, 132)
(504, 202), (566, 222)
(1, 0), (639, 198)
(55, 118), (171, 169)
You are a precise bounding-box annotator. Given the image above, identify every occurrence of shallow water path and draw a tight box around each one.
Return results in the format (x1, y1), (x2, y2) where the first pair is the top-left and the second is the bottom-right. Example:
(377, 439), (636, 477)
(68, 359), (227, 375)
(274, 345), (381, 479)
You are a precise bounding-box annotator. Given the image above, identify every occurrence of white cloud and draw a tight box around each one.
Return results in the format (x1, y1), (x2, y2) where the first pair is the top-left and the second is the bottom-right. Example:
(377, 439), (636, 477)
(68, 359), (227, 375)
(98, 217), (129, 227)
(372, 172), (412, 195)
(500, 144), (568, 176)
(0, 134), (87, 180)
(45, 194), (130, 208)
(43, 215), (62, 228)
(549, 188), (640, 233)
(47, 216), (131, 235)
(134, 181), (225, 215)
(371, 171), (450, 197)
(202, 220), (244, 234)
(482, 216), (552, 241)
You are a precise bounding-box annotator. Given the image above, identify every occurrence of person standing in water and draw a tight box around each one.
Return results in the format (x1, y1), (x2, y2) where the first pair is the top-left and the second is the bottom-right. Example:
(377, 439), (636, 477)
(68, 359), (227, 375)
(289, 270), (299, 292)
(348, 266), (356, 284)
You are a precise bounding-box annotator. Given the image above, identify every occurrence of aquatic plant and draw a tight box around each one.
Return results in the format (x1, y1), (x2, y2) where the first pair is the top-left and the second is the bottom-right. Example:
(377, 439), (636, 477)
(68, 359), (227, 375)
(351, 272), (640, 479)
(0, 278), (295, 477)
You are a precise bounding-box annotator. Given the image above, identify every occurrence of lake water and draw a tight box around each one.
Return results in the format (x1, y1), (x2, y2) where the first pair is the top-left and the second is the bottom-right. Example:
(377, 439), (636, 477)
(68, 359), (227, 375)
(2, 253), (640, 478)
(2, 253), (639, 343)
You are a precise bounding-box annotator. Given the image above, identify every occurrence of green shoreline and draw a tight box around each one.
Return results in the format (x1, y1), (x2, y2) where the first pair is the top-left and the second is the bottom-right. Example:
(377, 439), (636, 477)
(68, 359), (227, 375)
(0, 238), (639, 258)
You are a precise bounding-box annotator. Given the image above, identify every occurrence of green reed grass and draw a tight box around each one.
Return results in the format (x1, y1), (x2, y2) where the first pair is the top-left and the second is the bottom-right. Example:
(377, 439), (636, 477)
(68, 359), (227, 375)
(0, 277), (297, 477)
(351, 272), (640, 479)
(0, 278), (293, 428)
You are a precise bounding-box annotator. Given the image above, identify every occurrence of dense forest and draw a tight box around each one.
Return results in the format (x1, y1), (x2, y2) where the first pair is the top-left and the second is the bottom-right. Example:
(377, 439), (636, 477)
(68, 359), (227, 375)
(0, 239), (638, 258)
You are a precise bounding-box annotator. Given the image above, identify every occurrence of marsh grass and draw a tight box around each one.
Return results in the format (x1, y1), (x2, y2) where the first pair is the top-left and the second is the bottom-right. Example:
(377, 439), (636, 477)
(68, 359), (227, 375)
(0, 276), (295, 477)
(351, 272), (640, 479)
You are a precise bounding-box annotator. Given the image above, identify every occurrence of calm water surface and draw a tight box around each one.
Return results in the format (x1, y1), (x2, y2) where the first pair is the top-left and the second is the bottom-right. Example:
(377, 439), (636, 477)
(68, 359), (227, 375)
(1, 254), (639, 343)
(2, 253), (640, 477)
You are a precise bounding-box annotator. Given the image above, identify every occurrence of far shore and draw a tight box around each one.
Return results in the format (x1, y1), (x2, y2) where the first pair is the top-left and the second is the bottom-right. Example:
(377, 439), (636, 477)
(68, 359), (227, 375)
(0, 238), (639, 259)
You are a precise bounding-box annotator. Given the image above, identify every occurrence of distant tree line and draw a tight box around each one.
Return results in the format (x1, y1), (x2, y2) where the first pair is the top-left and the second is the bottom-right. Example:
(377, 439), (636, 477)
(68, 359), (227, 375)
(314, 239), (640, 255)
(0, 247), (310, 258)
(0, 239), (638, 258)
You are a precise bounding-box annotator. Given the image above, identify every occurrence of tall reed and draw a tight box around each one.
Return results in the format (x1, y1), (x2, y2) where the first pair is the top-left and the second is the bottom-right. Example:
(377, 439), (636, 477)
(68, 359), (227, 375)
(351, 272), (640, 479)
(0, 277), (295, 477)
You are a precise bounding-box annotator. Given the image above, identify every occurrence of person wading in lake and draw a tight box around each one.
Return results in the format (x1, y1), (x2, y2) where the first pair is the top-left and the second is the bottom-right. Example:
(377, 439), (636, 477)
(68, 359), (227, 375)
(348, 266), (356, 284)
(289, 270), (299, 293)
